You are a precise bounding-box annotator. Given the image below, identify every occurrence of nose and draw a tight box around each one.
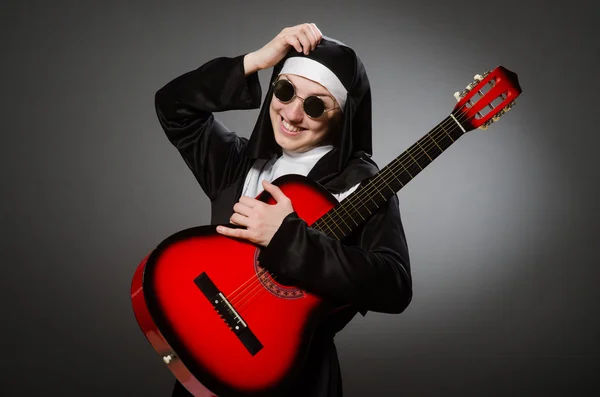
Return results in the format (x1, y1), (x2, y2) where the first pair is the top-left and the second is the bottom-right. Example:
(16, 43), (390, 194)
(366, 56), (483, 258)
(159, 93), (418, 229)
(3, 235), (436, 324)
(284, 97), (304, 123)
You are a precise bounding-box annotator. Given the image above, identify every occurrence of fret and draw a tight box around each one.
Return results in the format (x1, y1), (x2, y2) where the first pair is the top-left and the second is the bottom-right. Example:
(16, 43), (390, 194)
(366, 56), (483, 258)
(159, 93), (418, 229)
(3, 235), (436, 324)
(321, 214), (339, 239)
(391, 172), (404, 188)
(415, 140), (433, 162)
(428, 132), (444, 153)
(406, 148), (423, 170)
(313, 219), (325, 234)
(440, 124), (454, 142)
(338, 203), (358, 226)
(420, 134), (443, 158)
(380, 176), (396, 195)
(379, 161), (408, 191)
(436, 133), (454, 150)
(370, 197), (379, 208)
(333, 207), (352, 230)
(310, 219), (322, 233)
(369, 180), (387, 200)
(397, 158), (414, 179)
(406, 161), (422, 178)
(328, 213), (346, 236)
(314, 115), (464, 241)
(347, 198), (365, 221)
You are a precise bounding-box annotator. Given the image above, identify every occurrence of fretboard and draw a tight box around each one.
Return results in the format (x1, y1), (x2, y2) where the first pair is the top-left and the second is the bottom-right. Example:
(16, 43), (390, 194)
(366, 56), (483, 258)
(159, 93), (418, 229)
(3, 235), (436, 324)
(310, 114), (466, 240)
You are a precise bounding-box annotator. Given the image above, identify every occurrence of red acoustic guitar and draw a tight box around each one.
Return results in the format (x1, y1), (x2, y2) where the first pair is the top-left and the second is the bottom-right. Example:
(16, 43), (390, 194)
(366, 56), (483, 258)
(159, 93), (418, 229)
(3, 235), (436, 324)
(131, 66), (522, 396)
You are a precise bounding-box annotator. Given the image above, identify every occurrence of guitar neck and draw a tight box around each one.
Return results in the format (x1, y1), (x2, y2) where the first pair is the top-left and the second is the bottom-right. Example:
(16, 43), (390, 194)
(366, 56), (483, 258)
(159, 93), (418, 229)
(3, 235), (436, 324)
(310, 114), (466, 240)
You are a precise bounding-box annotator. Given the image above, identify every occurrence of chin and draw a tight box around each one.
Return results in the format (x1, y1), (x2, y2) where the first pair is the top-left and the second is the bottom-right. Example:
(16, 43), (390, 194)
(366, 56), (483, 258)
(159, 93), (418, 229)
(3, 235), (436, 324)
(272, 121), (302, 153)
(274, 135), (304, 153)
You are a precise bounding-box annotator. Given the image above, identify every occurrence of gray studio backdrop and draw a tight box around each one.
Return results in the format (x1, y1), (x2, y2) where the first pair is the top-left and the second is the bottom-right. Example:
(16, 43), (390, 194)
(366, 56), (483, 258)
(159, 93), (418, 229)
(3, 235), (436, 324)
(2, 1), (598, 396)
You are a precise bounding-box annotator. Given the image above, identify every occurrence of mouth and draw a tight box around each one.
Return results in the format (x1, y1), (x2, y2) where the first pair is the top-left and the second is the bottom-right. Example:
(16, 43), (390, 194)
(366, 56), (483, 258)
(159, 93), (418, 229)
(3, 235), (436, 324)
(279, 116), (307, 136)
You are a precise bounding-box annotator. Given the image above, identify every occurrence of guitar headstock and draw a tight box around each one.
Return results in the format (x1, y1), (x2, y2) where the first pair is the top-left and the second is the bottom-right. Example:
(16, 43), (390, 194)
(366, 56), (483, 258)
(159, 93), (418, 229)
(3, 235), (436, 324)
(453, 66), (522, 131)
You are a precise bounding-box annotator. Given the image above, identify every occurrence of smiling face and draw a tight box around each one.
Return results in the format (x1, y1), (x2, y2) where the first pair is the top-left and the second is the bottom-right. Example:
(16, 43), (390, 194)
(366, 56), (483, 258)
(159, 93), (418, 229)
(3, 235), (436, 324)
(269, 74), (342, 153)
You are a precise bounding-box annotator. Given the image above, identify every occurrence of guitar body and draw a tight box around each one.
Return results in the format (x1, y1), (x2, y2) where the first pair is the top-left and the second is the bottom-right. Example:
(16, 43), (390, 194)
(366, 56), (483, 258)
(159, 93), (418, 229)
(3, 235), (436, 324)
(131, 175), (339, 396)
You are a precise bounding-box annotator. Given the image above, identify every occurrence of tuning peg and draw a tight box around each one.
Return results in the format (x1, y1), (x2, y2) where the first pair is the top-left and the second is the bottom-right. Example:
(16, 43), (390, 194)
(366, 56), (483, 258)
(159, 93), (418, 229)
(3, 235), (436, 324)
(474, 74), (483, 81)
(504, 100), (516, 111)
(497, 101), (514, 115)
(479, 120), (493, 130)
(454, 88), (470, 101)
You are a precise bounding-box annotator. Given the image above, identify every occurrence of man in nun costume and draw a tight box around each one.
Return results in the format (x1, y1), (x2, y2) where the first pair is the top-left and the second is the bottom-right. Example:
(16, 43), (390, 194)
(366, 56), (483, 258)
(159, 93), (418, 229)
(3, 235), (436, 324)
(154, 23), (412, 397)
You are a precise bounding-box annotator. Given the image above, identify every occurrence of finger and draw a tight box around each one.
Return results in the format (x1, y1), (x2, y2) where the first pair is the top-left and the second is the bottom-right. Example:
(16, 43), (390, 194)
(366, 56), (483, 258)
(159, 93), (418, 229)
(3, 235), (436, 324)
(284, 34), (303, 53)
(233, 202), (253, 217)
(310, 23), (323, 42)
(262, 180), (289, 203)
(230, 212), (250, 227)
(216, 225), (250, 240)
(239, 196), (260, 208)
(304, 23), (318, 49)
(296, 29), (312, 54)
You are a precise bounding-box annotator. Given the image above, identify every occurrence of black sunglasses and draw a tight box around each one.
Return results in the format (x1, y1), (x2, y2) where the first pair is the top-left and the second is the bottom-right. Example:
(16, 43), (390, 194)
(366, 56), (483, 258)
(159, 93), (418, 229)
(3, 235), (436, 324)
(272, 78), (340, 119)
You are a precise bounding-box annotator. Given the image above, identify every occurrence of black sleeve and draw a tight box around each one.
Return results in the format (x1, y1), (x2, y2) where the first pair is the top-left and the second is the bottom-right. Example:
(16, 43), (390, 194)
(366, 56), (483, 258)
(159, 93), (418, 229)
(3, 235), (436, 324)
(257, 194), (412, 315)
(154, 54), (262, 199)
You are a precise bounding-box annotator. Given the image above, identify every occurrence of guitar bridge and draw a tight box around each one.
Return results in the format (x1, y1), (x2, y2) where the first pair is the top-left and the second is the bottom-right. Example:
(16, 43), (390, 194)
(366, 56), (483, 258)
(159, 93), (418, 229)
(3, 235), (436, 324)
(194, 272), (263, 355)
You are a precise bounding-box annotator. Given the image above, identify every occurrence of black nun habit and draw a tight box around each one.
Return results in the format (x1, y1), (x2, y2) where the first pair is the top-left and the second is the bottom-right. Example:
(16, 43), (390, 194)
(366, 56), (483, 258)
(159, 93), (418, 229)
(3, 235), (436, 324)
(155, 36), (412, 397)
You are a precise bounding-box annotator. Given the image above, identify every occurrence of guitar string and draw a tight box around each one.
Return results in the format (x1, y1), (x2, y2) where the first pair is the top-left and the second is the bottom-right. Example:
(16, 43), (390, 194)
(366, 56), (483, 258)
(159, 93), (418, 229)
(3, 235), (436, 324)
(228, 266), (270, 306)
(228, 107), (477, 312)
(225, 102), (480, 309)
(318, 82), (506, 234)
(226, 104), (484, 311)
(314, 116), (458, 235)
(230, 109), (473, 313)
(317, 102), (504, 236)
(227, 91), (507, 311)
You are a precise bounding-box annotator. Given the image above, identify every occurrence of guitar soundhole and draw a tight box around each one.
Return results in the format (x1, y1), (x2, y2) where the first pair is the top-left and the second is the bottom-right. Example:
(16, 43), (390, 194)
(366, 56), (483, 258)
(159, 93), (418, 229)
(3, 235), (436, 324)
(253, 248), (305, 299)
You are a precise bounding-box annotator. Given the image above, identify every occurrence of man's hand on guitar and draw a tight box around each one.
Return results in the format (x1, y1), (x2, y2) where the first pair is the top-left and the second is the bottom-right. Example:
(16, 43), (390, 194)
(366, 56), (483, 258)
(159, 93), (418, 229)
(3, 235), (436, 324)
(216, 180), (294, 247)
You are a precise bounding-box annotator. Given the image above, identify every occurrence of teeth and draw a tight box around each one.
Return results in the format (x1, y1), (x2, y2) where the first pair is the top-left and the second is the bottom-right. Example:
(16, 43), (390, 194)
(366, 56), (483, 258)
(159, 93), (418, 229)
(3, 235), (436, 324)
(282, 119), (302, 132)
